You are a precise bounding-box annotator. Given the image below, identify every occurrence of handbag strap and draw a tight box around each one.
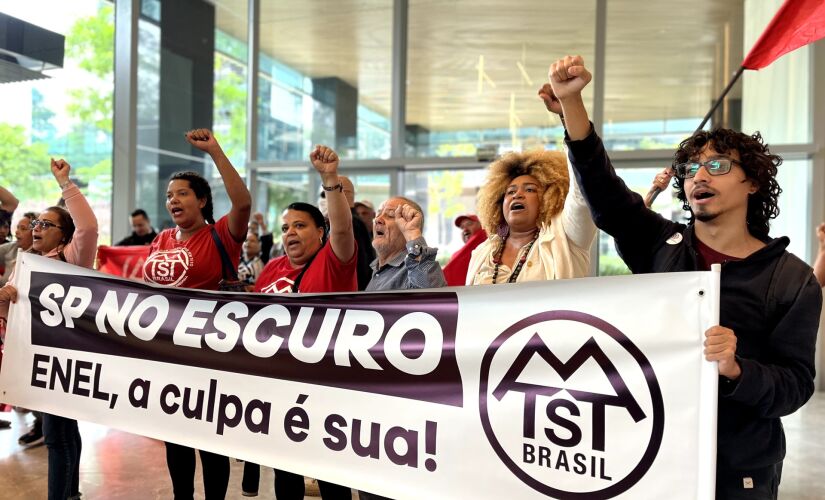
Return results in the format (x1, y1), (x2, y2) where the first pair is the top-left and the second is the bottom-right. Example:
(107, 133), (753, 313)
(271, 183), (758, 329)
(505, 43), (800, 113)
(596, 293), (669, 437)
(210, 226), (240, 281)
(291, 248), (320, 293)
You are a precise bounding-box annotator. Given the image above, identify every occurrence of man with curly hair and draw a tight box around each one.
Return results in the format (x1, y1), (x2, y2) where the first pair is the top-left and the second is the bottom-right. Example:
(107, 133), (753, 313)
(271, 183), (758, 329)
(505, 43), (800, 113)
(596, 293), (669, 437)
(546, 55), (820, 499)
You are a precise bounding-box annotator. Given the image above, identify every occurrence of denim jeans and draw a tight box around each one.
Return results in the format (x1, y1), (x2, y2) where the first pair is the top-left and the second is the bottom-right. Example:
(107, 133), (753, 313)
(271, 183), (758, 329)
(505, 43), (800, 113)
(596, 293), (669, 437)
(43, 413), (82, 500)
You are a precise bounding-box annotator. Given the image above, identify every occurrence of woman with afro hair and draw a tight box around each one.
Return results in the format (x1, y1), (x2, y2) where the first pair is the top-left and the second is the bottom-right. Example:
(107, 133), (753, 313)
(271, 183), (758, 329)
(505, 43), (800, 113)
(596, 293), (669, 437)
(466, 146), (597, 285)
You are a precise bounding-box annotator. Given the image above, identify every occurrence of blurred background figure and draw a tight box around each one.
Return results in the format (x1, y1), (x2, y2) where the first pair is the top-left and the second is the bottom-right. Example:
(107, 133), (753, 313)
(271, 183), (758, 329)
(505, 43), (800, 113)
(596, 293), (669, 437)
(115, 209), (157, 246)
(442, 214), (487, 287)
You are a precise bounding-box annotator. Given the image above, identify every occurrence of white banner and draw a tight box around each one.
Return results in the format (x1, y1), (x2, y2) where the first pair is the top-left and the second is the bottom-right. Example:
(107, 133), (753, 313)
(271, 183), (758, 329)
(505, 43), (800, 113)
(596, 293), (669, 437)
(0, 253), (719, 499)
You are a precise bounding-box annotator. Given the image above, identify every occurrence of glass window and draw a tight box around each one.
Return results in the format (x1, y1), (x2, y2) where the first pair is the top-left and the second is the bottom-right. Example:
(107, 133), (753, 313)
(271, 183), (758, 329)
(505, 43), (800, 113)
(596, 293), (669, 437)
(403, 168), (487, 265)
(347, 173), (392, 211)
(597, 167), (683, 276)
(603, 2), (744, 150)
(741, 0), (811, 145)
(254, 170), (311, 239)
(254, 0), (392, 161)
(772, 159), (811, 261)
(407, 0), (595, 158)
(0, 1), (114, 243)
(136, 0), (248, 233)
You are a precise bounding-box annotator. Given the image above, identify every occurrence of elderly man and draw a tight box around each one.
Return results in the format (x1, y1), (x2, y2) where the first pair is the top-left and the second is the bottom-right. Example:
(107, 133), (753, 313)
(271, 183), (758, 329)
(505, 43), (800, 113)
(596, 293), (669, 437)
(365, 196), (445, 291)
(360, 198), (444, 498)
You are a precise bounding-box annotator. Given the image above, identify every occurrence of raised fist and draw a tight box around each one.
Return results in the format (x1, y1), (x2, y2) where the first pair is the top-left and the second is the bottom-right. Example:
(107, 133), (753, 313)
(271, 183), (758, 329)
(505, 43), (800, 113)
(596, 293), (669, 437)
(395, 203), (423, 241)
(309, 145), (340, 176)
(185, 129), (221, 154)
(538, 83), (563, 116)
(50, 158), (71, 185)
(548, 55), (592, 101)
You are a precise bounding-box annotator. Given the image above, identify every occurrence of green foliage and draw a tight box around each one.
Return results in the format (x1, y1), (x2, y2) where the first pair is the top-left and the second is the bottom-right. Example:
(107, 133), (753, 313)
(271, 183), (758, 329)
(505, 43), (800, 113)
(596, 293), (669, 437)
(214, 54), (247, 169)
(427, 171), (466, 219)
(61, 4), (114, 206)
(65, 4), (115, 79)
(0, 124), (59, 202)
(599, 255), (631, 276)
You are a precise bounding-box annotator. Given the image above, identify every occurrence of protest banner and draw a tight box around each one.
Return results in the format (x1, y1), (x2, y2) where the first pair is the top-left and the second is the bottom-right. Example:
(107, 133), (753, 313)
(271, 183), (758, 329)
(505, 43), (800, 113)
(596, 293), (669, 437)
(0, 253), (719, 499)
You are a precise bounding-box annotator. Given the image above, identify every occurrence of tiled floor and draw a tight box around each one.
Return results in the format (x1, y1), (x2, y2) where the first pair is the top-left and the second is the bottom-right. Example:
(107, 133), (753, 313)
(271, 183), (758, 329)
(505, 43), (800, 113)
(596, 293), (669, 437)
(0, 393), (823, 499)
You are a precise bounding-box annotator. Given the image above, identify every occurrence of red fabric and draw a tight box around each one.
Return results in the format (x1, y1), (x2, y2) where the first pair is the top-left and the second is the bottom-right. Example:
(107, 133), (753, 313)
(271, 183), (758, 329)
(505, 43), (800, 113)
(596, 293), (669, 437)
(97, 245), (151, 279)
(143, 216), (242, 291)
(255, 242), (357, 294)
(694, 237), (742, 271)
(442, 229), (488, 286)
(742, 0), (825, 70)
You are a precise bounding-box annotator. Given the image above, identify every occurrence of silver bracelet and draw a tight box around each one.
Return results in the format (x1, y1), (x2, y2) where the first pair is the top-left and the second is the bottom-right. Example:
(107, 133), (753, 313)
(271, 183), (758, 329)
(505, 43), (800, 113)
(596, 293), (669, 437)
(59, 180), (72, 189)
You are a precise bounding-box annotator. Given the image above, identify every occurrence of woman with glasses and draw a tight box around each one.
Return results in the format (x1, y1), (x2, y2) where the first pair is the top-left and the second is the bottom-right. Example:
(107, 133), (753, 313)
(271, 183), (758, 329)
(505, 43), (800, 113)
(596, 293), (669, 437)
(245, 145), (356, 500)
(0, 158), (98, 500)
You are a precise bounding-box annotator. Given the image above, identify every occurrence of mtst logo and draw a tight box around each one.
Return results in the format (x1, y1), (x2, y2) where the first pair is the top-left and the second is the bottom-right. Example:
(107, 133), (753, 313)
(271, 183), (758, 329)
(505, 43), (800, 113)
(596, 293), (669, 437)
(479, 311), (664, 499)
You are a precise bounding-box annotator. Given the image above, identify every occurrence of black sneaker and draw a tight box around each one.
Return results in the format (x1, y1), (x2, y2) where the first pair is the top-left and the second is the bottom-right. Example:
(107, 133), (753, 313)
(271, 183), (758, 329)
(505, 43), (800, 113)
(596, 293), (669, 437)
(18, 427), (44, 447)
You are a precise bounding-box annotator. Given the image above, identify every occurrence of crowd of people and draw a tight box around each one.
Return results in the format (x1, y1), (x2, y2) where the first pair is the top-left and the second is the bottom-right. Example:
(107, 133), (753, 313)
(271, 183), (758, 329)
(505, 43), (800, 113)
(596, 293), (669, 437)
(0, 54), (821, 500)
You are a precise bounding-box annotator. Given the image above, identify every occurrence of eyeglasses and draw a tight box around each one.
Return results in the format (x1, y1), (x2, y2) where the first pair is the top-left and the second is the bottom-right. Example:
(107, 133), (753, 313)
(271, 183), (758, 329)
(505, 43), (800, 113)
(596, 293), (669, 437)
(674, 158), (741, 179)
(30, 219), (62, 230)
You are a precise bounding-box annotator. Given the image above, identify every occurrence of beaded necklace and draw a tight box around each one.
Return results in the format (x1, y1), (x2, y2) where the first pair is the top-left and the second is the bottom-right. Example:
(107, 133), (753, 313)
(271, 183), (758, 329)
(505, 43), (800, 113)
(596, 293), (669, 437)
(491, 230), (540, 284)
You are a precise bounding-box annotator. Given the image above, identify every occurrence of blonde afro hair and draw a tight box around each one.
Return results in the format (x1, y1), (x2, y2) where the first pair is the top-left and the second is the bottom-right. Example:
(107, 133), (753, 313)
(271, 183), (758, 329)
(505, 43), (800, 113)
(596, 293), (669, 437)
(476, 149), (569, 236)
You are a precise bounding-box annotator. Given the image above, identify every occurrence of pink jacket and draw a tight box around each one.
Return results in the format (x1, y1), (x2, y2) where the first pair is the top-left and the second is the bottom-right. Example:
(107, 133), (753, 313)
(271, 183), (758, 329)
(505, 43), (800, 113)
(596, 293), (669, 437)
(0, 183), (98, 323)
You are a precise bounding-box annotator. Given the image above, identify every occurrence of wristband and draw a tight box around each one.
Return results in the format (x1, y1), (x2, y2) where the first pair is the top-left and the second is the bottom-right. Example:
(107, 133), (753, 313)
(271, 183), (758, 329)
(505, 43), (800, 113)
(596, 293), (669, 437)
(321, 182), (343, 193)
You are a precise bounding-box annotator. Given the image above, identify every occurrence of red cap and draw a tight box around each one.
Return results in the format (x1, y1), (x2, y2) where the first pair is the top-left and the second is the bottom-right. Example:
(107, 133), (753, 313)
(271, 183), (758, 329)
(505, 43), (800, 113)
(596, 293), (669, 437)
(454, 214), (479, 228)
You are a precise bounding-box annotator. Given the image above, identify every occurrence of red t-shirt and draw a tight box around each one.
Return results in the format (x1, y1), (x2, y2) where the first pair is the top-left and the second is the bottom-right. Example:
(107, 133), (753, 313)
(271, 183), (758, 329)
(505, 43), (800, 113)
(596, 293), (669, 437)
(443, 229), (488, 286)
(694, 237), (741, 271)
(254, 242), (358, 294)
(143, 216), (243, 291)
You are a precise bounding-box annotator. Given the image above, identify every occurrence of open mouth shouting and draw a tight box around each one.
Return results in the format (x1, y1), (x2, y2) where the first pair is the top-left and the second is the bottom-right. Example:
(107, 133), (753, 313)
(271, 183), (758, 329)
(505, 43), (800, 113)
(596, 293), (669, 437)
(691, 187), (717, 205)
(509, 201), (526, 213)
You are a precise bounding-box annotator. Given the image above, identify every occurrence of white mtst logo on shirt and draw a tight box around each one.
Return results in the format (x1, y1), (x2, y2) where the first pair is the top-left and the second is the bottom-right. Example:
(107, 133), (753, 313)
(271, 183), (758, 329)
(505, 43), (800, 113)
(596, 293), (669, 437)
(259, 277), (295, 294)
(143, 248), (193, 287)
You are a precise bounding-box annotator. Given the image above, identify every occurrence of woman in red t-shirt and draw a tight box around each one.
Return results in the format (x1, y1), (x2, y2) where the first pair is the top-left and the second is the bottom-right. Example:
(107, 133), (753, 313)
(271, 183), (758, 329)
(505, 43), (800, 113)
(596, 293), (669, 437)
(255, 145), (357, 295)
(143, 129), (251, 499)
(245, 145), (356, 500)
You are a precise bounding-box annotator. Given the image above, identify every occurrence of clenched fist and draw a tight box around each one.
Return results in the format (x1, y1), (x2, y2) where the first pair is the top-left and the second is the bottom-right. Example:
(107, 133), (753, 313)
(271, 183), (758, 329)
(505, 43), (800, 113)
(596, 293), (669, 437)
(185, 129), (222, 154)
(548, 55), (592, 102)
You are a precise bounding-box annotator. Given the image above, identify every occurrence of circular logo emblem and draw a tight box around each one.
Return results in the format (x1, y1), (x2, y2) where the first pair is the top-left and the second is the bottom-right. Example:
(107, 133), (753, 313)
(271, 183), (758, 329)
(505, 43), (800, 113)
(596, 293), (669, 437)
(479, 311), (664, 499)
(143, 247), (194, 287)
(666, 232), (683, 245)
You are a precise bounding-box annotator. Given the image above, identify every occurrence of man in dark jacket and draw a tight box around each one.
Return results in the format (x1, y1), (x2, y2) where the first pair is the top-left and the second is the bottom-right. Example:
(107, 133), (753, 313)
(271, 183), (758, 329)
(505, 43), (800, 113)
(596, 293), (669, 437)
(546, 54), (820, 499)
(115, 209), (157, 246)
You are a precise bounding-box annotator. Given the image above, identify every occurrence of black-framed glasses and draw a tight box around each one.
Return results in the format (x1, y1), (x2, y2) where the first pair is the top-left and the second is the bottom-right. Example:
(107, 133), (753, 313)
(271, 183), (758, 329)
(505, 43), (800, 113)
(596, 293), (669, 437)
(675, 158), (741, 179)
(30, 219), (62, 230)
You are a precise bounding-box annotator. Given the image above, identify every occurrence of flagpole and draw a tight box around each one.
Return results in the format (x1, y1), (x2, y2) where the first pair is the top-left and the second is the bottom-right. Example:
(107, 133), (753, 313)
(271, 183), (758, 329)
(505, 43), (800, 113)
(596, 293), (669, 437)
(694, 65), (746, 133)
(647, 65), (746, 205)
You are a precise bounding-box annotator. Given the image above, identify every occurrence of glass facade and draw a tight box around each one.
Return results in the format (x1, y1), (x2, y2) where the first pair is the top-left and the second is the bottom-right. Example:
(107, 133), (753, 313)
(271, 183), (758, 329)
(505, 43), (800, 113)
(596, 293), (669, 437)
(407, 0), (595, 158)
(251, 0), (392, 162)
(0, 0), (113, 242)
(0, 0), (817, 270)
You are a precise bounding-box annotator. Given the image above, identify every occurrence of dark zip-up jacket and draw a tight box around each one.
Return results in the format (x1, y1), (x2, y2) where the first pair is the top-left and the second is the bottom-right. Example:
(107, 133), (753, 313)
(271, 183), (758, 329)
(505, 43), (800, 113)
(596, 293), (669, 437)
(566, 127), (821, 471)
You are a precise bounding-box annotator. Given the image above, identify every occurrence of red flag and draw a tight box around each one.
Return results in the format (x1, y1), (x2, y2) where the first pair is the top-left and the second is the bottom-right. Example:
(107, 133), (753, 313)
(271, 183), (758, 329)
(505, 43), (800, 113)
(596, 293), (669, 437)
(742, 0), (825, 70)
(97, 245), (150, 279)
